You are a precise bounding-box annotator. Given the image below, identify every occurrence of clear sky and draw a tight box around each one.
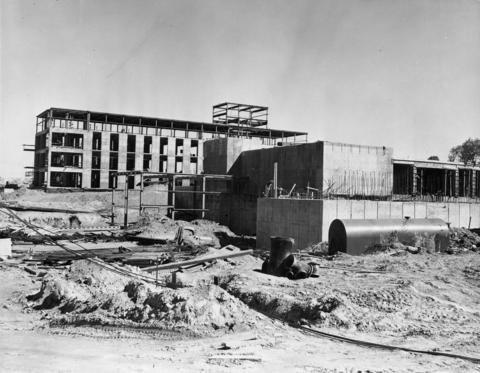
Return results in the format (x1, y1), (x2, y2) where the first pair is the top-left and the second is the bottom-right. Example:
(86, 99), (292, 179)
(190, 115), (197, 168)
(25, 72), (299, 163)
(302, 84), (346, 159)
(1, 0), (479, 179)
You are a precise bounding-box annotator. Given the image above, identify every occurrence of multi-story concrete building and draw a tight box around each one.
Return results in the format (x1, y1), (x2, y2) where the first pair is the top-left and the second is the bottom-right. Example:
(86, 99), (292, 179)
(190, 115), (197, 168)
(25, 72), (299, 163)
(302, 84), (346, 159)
(32, 104), (307, 189)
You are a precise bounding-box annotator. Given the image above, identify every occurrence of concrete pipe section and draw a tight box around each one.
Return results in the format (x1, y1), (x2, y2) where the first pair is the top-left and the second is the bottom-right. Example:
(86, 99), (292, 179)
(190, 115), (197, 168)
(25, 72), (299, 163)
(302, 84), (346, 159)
(262, 236), (295, 275)
(328, 218), (450, 255)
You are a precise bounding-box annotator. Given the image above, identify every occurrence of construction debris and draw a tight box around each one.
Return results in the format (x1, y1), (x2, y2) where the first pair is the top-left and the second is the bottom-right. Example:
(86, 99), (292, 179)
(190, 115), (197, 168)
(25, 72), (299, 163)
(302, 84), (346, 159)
(25, 259), (268, 337)
(261, 237), (319, 279)
(2, 187), (480, 371)
(142, 248), (253, 273)
(133, 217), (234, 248)
(448, 226), (480, 253)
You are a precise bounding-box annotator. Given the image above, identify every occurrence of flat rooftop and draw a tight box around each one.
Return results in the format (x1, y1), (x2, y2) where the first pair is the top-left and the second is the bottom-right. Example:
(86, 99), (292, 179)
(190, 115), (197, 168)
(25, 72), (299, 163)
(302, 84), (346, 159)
(393, 158), (480, 170)
(38, 107), (307, 140)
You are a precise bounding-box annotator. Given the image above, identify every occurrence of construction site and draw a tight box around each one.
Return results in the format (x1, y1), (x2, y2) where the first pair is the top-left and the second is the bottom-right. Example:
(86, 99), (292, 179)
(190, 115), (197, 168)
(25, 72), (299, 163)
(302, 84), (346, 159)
(1, 102), (480, 372)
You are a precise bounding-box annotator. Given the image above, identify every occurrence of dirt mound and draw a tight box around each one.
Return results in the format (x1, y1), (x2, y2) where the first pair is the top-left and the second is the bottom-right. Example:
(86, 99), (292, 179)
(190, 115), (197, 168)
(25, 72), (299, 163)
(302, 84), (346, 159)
(27, 260), (265, 336)
(135, 217), (236, 248)
(218, 252), (480, 348)
(0, 210), (111, 243)
(449, 227), (480, 253)
(3, 189), (112, 211)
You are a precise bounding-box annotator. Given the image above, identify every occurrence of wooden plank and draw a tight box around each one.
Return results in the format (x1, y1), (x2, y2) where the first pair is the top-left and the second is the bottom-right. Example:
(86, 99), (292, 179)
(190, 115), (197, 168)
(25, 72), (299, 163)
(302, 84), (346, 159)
(142, 249), (253, 272)
(2, 204), (93, 213)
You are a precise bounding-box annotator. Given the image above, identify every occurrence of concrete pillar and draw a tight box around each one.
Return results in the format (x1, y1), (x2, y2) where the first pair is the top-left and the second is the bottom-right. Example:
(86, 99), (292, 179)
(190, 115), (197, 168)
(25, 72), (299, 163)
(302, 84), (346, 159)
(118, 134), (127, 172)
(86, 112), (91, 131)
(183, 139), (191, 174)
(443, 169), (448, 197)
(472, 171), (477, 198)
(454, 169), (460, 197)
(46, 130), (52, 188)
(419, 168), (424, 196)
(135, 135), (144, 187)
(100, 133), (110, 189)
(151, 136), (160, 172)
(82, 131), (93, 188)
(168, 137), (178, 173)
(168, 156), (176, 173)
(197, 139), (204, 174)
(167, 137), (176, 157)
(412, 165), (417, 195)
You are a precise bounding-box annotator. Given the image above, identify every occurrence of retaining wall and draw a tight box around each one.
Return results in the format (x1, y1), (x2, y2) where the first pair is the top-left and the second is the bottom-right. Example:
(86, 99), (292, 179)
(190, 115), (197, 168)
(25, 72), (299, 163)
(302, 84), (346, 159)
(257, 198), (480, 250)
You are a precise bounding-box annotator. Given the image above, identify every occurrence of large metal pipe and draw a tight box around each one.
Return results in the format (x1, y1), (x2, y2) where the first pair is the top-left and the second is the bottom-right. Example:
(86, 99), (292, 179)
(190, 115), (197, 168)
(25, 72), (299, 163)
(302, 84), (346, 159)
(328, 218), (450, 255)
(263, 236), (294, 275)
(270, 236), (294, 272)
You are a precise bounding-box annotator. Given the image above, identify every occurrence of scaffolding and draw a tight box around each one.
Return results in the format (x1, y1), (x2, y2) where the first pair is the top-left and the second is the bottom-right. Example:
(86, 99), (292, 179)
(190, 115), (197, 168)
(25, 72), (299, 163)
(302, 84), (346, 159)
(111, 170), (232, 227)
(212, 102), (268, 128)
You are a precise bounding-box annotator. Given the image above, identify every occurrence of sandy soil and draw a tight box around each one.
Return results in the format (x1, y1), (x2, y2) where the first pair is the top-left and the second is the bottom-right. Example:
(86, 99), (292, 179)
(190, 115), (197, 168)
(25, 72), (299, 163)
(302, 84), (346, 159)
(1, 251), (480, 372)
(1, 190), (479, 372)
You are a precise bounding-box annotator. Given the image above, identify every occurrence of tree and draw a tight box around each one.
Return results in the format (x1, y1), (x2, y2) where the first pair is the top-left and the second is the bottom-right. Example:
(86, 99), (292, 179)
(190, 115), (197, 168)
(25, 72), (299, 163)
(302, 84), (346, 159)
(448, 138), (480, 166)
(427, 155), (439, 161)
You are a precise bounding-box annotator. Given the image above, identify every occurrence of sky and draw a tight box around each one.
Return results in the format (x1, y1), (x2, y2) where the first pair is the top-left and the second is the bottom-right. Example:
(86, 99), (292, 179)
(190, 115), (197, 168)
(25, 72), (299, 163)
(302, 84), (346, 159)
(1, 0), (479, 179)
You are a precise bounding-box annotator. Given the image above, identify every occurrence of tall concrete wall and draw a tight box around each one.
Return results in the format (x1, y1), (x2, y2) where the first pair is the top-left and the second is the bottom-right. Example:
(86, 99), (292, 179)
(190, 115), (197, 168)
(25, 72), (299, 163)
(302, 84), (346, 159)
(257, 198), (480, 251)
(225, 142), (324, 234)
(230, 142), (324, 196)
(202, 138), (274, 233)
(203, 138), (269, 174)
(323, 142), (393, 196)
(203, 139), (227, 174)
(217, 140), (395, 235)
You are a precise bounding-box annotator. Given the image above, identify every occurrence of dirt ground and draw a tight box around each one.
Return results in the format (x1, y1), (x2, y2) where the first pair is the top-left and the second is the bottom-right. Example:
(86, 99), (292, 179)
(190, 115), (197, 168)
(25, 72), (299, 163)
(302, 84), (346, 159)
(1, 249), (480, 372)
(1, 189), (480, 372)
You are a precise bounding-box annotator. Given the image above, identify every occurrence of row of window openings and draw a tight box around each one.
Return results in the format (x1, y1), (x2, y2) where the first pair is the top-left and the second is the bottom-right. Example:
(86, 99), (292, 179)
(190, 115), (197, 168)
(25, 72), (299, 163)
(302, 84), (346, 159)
(93, 153), (197, 173)
(51, 152), (196, 172)
(91, 172), (121, 189)
(108, 135), (198, 156)
(40, 118), (223, 140)
(51, 132), (199, 157)
(51, 133), (83, 148)
(49, 171), (144, 189)
(51, 170), (198, 189)
(93, 173), (164, 189)
(51, 153), (83, 168)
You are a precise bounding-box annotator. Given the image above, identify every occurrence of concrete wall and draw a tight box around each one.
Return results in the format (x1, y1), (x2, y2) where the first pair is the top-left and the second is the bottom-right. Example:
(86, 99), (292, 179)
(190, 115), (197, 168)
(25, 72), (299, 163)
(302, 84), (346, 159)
(322, 199), (480, 242)
(203, 137), (269, 174)
(217, 140), (394, 235)
(230, 142), (324, 196)
(257, 198), (323, 251)
(201, 137), (275, 233)
(257, 197), (480, 251)
(224, 142), (324, 234)
(323, 142), (393, 196)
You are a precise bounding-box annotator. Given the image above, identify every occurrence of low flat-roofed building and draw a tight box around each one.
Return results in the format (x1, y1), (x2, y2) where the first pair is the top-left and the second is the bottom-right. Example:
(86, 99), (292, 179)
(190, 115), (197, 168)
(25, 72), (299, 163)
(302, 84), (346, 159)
(393, 158), (480, 201)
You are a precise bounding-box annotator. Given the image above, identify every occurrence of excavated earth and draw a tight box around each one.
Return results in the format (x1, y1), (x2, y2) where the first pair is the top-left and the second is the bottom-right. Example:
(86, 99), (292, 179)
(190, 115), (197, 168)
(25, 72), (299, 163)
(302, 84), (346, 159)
(1, 188), (480, 372)
(26, 260), (269, 337)
(1, 247), (479, 372)
(218, 251), (480, 355)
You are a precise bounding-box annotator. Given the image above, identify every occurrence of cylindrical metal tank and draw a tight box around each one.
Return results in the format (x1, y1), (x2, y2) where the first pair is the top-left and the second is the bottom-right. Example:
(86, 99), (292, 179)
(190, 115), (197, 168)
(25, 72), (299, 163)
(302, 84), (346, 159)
(328, 218), (450, 255)
(267, 236), (294, 275)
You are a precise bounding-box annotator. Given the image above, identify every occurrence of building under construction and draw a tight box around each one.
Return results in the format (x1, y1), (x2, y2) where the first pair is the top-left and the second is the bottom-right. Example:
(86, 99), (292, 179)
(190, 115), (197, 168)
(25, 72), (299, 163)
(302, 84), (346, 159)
(31, 103), (307, 189)
(28, 102), (480, 246)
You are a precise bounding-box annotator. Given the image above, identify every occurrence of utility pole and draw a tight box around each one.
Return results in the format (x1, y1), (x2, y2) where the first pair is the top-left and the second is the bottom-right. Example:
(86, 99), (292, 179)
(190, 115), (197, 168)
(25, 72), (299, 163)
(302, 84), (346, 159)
(273, 162), (278, 198)
(124, 174), (129, 228)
